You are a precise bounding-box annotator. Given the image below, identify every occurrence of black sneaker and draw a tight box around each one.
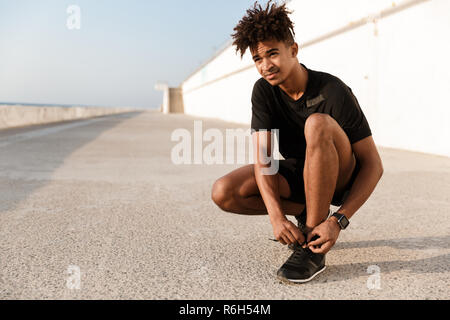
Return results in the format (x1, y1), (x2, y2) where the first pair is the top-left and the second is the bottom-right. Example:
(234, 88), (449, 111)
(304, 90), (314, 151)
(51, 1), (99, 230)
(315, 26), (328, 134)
(277, 243), (326, 283)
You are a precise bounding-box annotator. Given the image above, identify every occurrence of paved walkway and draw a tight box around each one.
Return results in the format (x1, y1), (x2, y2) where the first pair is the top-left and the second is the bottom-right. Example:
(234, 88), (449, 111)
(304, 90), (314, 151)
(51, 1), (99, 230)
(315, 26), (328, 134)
(0, 111), (449, 299)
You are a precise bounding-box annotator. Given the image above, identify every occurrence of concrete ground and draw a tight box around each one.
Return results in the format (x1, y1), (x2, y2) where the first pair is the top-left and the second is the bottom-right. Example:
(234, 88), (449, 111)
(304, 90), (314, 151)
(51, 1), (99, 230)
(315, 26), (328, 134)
(0, 111), (449, 300)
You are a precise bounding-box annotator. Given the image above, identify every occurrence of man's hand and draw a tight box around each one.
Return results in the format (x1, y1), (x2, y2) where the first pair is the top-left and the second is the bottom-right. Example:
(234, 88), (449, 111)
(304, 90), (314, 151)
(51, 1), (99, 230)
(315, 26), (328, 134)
(303, 218), (341, 254)
(272, 218), (305, 246)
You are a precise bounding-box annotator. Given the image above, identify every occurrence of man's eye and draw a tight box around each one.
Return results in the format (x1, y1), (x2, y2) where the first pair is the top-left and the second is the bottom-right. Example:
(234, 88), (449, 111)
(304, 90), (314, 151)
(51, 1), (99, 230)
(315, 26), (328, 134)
(270, 52), (278, 56)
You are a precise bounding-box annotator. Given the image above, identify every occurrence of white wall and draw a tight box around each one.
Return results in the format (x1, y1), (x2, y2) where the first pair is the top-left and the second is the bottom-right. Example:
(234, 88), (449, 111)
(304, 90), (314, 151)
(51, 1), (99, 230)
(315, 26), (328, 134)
(182, 44), (258, 124)
(181, 0), (450, 158)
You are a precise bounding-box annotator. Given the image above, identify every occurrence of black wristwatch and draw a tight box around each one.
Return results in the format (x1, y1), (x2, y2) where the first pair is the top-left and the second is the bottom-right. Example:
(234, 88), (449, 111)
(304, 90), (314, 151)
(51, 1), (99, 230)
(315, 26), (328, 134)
(330, 212), (350, 230)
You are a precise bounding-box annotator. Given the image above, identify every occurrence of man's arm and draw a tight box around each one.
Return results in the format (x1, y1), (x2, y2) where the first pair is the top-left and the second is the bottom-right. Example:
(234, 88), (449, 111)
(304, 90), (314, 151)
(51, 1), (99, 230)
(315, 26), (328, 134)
(252, 131), (305, 245)
(335, 136), (384, 220)
(252, 131), (283, 220)
(306, 136), (383, 253)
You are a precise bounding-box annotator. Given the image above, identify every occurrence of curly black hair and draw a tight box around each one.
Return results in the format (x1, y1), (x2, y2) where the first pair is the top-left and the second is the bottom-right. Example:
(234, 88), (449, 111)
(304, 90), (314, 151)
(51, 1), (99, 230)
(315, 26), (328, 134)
(231, 0), (296, 59)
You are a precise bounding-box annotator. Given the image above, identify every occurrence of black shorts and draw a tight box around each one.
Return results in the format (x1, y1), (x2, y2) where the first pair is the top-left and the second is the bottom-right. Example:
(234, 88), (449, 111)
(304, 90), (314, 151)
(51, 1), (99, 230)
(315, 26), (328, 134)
(277, 157), (360, 207)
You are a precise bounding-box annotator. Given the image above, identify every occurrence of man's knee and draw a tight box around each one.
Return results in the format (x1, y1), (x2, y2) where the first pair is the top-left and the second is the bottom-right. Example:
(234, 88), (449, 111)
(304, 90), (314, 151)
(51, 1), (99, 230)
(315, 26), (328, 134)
(211, 178), (235, 212)
(304, 113), (335, 146)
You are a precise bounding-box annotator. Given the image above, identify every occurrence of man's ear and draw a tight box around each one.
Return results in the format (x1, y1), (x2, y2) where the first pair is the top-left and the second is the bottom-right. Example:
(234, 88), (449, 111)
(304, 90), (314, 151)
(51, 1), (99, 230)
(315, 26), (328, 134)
(291, 42), (299, 58)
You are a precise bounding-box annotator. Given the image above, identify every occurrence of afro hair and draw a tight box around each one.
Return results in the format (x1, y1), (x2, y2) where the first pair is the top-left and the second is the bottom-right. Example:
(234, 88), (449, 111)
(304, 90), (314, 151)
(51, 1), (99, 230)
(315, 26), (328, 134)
(231, 0), (296, 59)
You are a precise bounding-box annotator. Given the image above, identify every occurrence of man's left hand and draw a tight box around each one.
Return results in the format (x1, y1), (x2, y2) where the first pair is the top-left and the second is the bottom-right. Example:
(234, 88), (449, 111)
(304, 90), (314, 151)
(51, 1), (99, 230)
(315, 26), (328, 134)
(303, 218), (341, 254)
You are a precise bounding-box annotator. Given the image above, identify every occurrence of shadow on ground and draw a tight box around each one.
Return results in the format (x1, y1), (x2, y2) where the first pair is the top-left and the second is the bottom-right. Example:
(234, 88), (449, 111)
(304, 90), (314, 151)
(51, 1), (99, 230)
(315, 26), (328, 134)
(0, 112), (143, 214)
(334, 235), (450, 251)
(318, 235), (450, 283)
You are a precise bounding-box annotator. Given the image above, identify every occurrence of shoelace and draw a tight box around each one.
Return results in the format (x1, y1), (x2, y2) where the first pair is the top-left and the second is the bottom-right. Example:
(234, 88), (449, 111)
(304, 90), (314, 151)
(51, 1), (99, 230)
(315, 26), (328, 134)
(283, 246), (311, 268)
(284, 243), (324, 269)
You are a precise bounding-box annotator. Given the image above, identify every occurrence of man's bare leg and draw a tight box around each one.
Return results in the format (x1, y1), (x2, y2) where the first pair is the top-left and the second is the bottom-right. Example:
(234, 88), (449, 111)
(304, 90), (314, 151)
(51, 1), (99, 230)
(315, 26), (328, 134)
(303, 114), (356, 230)
(303, 132), (339, 228)
(211, 164), (305, 216)
(227, 194), (304, 216)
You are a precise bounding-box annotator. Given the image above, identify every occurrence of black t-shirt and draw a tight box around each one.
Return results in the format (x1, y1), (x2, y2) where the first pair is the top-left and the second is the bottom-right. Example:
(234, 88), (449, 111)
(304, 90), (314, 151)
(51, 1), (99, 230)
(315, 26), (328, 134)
(251, 63), (372, 160)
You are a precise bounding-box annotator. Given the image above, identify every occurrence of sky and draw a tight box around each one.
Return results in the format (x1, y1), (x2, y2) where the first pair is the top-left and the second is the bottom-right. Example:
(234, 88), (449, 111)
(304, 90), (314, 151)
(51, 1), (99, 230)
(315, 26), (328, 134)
(0, 0), (264, 109)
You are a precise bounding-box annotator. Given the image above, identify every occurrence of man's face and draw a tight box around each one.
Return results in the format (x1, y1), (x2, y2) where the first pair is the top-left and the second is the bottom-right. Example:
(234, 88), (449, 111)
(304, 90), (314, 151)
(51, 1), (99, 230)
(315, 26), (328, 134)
(250, 39), (298, 85)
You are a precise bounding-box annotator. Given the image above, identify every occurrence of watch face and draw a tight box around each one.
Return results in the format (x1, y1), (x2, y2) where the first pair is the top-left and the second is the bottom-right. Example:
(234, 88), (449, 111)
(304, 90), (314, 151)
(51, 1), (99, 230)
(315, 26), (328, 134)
(339, 215), (350, 229)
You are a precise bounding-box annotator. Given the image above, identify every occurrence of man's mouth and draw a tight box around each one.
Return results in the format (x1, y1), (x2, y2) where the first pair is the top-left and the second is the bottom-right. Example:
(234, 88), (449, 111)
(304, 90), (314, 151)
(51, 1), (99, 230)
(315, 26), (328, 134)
(266, 72), (278, 80)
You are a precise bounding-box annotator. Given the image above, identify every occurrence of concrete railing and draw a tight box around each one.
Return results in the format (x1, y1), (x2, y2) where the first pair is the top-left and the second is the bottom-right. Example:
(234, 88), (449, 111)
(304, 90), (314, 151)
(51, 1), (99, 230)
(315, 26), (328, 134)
(0, 105), (136, 130)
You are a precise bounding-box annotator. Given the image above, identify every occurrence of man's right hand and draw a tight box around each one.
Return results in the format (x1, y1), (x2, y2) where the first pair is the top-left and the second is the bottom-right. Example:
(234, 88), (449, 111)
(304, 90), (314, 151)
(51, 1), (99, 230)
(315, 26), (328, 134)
(272, 218), (306, 246)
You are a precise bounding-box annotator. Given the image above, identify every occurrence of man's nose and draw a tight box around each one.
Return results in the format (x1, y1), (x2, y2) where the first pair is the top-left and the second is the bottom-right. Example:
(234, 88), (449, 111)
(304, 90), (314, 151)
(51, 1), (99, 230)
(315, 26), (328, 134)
(261, 58), (273, 73)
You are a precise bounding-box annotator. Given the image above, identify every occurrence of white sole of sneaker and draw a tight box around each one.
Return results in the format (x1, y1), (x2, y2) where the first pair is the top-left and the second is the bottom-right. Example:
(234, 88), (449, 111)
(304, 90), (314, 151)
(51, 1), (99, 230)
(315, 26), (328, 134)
(278, 265), (327, 284)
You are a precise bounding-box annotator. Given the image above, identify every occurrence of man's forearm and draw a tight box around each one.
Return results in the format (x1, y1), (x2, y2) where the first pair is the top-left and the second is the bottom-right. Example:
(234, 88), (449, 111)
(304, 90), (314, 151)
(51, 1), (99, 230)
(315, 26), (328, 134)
(336, 162), (383, 219)
(254, 164), (286, 222)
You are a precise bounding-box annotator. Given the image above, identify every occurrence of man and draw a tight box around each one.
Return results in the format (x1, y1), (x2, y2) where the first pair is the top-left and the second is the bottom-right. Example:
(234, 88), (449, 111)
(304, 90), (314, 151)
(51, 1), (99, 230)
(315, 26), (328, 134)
(211, 0), (383, 283)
